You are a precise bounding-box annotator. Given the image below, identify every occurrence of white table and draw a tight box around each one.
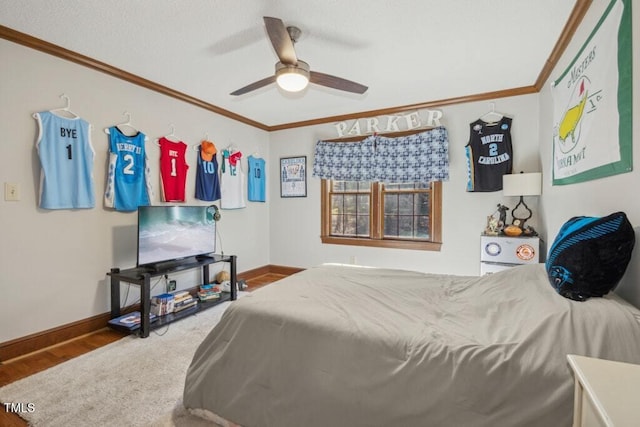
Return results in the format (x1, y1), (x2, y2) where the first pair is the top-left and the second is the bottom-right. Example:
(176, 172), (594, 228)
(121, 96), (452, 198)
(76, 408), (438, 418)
(567, 354), (640, 427)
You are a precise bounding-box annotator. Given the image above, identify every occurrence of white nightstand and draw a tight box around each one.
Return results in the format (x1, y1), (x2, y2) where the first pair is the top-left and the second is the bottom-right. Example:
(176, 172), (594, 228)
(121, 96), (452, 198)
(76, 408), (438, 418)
(480, 235), (540, 275)
(567, 354), (640, 427)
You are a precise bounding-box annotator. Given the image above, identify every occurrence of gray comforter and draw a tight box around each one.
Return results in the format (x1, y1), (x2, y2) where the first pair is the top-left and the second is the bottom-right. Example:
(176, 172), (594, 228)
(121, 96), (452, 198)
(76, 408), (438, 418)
(183, 263), (640, 427)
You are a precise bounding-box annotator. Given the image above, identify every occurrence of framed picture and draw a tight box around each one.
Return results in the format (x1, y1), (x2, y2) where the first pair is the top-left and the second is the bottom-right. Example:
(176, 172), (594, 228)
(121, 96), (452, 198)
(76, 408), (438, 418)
(280, 156), (307, 198)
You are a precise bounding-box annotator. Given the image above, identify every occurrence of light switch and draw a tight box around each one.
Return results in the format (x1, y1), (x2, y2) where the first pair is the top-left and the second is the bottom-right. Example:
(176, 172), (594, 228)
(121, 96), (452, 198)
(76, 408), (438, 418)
(4, 182), (20, 201)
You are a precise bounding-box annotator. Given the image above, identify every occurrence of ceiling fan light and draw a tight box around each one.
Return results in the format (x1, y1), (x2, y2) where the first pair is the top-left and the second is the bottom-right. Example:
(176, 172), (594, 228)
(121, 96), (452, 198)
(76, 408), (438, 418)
(276, 61), (310, 92)
(277, 72), (308, 92)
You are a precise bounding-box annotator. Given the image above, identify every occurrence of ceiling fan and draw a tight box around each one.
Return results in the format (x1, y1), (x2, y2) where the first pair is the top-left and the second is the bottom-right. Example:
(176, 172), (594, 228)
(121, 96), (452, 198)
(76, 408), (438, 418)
(230, 17), (368, 96)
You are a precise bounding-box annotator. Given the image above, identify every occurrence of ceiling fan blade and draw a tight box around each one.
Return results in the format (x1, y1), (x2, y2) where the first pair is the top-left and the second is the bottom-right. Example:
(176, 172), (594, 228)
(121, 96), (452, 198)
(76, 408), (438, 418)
(310, 71), (368, 94)
(229, 75), (276, 96)
(263, 16), (298, 65)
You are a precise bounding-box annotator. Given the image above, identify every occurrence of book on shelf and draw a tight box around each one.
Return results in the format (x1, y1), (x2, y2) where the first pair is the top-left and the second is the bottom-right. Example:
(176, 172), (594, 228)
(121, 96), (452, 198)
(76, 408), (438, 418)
(171, 290), (190, 298)
(198, 291), (221, 301)
(198, 283), (222, 301)
(173, 299), (198, 313)
(174, 295), (195, 307)
(108, 311), (157, 330)
(151, 293), (175, 316)
(171, 290), (192, 304)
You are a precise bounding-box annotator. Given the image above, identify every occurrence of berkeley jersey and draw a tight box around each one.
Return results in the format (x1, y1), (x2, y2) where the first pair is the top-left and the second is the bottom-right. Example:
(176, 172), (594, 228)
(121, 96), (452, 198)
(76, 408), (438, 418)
(247, 155), (266, 202)
(35, 111), (95, 209)
(104, 126), (152, 211)
(195, 142), (221, 202)
(465, 116), (513, 192)
(159, 137), (189, 202)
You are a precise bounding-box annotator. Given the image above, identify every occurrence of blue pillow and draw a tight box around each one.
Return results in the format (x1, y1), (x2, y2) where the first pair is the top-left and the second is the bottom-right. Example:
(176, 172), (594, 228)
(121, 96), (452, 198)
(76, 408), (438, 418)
(546, 212), (635, 301)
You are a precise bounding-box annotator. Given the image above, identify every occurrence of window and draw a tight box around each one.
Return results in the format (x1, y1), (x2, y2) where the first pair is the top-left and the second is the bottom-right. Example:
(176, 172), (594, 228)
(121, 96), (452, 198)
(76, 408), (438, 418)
(321, 179), (442, 250)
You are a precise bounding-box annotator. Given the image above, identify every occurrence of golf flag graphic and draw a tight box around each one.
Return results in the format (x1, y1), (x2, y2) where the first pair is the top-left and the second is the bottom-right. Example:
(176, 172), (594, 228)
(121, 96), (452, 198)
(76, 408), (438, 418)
(551, 0), (632, 185)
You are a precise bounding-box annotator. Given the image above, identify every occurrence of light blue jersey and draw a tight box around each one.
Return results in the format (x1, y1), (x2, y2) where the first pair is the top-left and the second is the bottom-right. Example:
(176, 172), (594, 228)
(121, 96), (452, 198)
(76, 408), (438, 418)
(104, 126), (152, 211)
(247, 155), (266, 202)
(35, 111), (95, 209)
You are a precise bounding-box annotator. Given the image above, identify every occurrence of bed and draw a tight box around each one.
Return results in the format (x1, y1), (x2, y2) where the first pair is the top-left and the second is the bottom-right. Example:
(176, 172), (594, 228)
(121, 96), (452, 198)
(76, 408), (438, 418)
(183, 263), (640, 427)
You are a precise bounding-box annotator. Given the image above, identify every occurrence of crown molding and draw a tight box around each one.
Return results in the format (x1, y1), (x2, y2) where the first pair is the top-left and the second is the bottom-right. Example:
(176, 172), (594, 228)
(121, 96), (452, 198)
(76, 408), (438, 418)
(1, 1), (591, 132)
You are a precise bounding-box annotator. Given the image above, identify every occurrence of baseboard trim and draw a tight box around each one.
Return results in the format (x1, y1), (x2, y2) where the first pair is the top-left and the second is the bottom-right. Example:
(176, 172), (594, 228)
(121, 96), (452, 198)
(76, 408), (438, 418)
(0, 264), (302, 362)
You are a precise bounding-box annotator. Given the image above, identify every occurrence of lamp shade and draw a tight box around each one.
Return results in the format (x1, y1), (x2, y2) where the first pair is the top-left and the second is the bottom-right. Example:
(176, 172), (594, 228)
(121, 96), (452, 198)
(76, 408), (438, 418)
(502, 172), (542, 196)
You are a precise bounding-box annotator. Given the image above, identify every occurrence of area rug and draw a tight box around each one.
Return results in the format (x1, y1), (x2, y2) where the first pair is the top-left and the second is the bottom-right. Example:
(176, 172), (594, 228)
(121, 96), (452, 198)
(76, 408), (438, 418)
(0, 295), (247, 427)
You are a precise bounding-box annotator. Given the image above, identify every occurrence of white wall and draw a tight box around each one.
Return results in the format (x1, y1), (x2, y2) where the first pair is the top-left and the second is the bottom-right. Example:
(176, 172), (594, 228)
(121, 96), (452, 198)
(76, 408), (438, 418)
(0, 39), (270, 342)
(538, 0), (640, 238)
(268, 94), (542, 275)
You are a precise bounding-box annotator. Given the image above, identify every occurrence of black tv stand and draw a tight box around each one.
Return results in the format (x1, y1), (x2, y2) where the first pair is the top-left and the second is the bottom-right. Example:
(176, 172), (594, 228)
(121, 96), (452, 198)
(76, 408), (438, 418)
(108, 254), (236, 338)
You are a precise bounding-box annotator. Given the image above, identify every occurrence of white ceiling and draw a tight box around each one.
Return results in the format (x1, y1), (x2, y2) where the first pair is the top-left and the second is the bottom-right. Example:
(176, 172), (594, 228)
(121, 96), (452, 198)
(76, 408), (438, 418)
(0, 0), (578, 128)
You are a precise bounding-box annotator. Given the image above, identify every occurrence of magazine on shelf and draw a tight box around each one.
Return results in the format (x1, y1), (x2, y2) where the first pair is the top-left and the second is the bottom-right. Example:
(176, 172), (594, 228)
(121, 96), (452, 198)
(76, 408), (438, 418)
(108, 311), (157, 330)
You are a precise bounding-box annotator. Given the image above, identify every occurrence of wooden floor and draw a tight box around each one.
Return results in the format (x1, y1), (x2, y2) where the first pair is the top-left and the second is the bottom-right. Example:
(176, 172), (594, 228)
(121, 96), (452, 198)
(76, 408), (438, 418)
(0, 273), (284, 427)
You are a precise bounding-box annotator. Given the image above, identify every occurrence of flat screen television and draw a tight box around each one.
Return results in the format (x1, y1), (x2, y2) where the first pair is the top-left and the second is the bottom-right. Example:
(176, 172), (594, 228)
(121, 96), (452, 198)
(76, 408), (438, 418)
(137, 205), (217, 268)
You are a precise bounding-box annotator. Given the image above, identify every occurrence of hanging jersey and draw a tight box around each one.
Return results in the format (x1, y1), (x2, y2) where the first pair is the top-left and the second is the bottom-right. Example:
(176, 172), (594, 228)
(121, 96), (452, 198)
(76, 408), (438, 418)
(247, 155), (266, 202)
(220, 149), (246, 209)
(35, 111), (95, 209)
(195, 141), (221, 202)
(104, 126), (152, 211)
(465, 116), (513, 192)
(159, 137), (189, 202)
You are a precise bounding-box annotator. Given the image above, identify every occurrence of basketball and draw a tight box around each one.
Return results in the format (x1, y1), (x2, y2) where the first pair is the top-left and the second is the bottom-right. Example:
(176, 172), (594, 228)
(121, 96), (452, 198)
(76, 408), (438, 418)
(216, 270), (230, 284)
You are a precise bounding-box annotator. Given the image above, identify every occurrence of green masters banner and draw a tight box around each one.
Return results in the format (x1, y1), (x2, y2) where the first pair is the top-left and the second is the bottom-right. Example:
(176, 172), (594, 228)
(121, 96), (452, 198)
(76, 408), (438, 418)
(551, 0), (632, 185)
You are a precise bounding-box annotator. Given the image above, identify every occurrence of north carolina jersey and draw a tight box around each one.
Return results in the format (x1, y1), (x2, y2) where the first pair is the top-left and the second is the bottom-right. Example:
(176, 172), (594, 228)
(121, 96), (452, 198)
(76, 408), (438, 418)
(159, 137), (189, 202)
(247, 155), (266, 202)
(220, 149), (246, 209)
(195, 141), (221, 202)
(104, 126), (152, 211)
(35, 111), (95, 209)
(465, 116), (513, 192)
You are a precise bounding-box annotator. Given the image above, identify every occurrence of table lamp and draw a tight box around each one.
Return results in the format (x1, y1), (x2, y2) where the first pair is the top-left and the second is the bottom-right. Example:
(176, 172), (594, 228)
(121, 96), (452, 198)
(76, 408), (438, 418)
(502, 172), (542, 228)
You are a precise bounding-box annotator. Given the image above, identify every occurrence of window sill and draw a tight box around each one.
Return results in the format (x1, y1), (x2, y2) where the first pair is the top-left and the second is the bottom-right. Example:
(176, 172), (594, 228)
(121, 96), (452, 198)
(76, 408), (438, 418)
(321, 236), (442, 251)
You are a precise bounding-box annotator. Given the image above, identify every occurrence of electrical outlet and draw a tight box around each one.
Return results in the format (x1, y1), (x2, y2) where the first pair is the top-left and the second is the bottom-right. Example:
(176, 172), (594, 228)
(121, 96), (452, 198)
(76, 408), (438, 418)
(4, 182), (19, 201)
(168, 280), (177, 292)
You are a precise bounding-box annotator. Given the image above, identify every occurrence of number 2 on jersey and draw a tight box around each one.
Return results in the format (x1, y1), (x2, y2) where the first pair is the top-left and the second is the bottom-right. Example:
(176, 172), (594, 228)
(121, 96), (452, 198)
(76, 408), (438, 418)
(123, 154), (135, 175)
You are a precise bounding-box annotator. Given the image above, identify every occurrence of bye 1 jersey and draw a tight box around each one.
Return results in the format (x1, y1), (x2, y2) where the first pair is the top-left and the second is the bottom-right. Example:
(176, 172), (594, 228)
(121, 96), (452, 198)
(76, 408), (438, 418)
(465, 116), (513, 192)
(159, 137), (189, 202)
(104, 126), (152, 211)
(35, 111), (95, 209)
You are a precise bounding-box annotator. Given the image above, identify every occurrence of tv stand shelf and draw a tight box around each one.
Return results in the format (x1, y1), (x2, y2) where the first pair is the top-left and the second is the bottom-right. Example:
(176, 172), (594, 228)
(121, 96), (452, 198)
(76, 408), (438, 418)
(108, 254), (236, 338)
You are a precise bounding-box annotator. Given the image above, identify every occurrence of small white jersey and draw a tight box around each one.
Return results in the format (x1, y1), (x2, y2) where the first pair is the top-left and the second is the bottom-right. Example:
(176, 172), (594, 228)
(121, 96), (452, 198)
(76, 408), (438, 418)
(220, 149), (246, 209)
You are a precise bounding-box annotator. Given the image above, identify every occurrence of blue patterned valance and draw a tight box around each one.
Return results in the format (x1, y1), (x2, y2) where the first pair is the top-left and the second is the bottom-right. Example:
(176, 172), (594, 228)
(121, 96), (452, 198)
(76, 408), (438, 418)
(312, 127), (449, 183)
